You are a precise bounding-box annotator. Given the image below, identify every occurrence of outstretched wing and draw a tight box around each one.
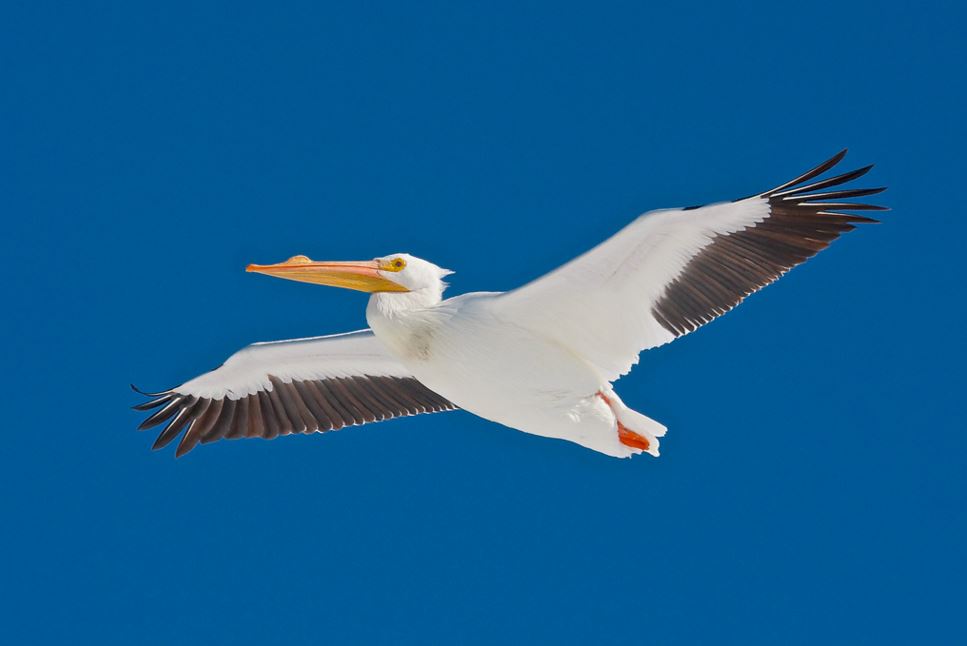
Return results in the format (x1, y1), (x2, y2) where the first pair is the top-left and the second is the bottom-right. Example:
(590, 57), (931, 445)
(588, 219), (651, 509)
(494, 150), (886, 382)
(133, 330), (456, 457)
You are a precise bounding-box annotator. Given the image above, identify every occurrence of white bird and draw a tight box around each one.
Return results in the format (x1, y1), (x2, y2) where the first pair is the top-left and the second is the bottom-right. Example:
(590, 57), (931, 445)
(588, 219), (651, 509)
(134, 150), (885, 458)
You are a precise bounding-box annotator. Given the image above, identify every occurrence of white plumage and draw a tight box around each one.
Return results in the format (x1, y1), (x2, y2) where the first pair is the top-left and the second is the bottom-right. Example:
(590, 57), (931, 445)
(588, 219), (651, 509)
(493, 197), (772, 380)
(175, 331), (412, 400)
(134, 150), (885, 458)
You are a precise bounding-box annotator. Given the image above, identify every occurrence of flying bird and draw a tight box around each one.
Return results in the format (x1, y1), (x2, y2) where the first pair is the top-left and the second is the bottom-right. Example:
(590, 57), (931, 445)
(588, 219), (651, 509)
(134, 150), (885, 458)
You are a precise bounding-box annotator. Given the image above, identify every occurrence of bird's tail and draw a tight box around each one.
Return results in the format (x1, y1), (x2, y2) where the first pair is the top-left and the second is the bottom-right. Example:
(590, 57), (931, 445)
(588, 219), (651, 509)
(599, 389), (666, 458)
(615, 405), (666, 457)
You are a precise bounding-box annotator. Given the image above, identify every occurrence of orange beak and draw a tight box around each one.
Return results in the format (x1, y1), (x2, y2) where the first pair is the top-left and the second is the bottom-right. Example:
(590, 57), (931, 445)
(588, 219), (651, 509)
(245, 256), (408, 293)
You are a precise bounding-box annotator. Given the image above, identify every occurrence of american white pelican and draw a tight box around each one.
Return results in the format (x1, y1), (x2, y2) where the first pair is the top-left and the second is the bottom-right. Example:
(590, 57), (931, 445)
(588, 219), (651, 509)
(134, 150), (885, 458)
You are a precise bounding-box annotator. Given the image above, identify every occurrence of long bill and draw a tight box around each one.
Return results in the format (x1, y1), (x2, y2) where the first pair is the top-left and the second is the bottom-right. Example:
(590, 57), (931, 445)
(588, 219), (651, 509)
(246, 256), (408, 293)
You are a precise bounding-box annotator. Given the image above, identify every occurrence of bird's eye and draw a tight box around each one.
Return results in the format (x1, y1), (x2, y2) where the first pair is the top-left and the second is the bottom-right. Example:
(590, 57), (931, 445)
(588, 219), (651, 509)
(383, 257), (406, 272)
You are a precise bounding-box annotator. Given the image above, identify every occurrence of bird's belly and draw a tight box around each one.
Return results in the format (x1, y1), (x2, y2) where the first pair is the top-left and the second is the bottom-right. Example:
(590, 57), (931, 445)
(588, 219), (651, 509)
(394, 319), (604, 429)
(369, 303), (631, 454)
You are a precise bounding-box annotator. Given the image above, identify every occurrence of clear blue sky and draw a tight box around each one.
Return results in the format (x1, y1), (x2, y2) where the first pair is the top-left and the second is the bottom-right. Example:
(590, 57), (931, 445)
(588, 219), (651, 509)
(3, 1), (964, 644)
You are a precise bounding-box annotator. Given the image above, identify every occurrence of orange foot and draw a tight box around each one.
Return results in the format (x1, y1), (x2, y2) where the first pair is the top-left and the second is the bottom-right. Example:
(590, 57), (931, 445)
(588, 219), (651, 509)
(617, 421), (651, 451)
(597, 391), (651, 451)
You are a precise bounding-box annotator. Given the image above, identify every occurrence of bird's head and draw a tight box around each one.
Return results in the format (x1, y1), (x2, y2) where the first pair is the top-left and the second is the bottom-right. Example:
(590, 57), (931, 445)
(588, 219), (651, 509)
(246, 252), (452, 296)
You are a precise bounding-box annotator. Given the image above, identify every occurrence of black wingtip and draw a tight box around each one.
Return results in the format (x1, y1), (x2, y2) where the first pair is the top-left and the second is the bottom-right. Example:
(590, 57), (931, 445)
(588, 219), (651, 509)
(131, 383), (170, 397)
(766, 149), (857, 195)
(824, 149), (848, 168)
(844, 163), (874, 181)
(151, 431), (177, 451)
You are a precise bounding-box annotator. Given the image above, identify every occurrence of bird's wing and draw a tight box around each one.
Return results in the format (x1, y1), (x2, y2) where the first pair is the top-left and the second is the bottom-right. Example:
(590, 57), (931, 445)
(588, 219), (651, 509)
(133, 329), (456, 456)
(493, 150), (885, 382)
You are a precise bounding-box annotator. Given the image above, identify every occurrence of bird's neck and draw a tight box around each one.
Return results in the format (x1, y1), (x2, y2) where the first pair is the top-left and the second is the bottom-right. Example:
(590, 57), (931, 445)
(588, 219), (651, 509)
(366, 289), (445, 360)
(367, 288), (443, 320)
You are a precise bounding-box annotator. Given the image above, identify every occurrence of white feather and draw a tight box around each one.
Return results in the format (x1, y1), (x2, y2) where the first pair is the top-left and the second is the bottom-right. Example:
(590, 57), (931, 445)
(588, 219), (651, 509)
(492, 197), (770, 381)
(175, 330), (411, 400)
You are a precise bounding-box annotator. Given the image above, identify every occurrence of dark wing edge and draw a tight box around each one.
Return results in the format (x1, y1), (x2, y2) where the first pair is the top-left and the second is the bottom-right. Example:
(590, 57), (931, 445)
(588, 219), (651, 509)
(131, 376), (458, 457)
(650, 149), (887, 337)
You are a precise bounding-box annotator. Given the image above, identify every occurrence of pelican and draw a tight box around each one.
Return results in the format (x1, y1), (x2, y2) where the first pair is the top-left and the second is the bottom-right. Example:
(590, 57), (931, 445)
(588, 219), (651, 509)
(134, 150), (885, 458)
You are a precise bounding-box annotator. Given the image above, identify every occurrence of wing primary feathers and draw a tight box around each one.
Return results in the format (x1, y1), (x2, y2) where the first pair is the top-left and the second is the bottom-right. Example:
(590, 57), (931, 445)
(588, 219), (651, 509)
(771, 164), (873, 198)
(797, 201), (888, 211)
(133, 333), (459, 455)
(134, 374), (458, 453)
(650, 150), (885, 340)
(152, 397), (198, 450)
(174, 418), (202, 458)
(176, 398), (223, 457)
(782, 186), (885, 202)
(131, 393), (174, 411)
(764, 149), (848, 194)
(815, 211), (880, 223)
(137, 396), (184, 430)
(130, 383), (172, 397)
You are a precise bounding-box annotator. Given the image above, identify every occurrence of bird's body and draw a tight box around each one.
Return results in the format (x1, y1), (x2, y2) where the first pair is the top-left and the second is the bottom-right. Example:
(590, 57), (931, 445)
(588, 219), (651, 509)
(367, 291), (656, 457)
(134, 150), (885, 459)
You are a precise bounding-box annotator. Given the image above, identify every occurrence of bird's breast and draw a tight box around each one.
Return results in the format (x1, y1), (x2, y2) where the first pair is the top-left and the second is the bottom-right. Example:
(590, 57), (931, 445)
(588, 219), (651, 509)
(396, 323), (437, 361)
(367, 310), (441, 363)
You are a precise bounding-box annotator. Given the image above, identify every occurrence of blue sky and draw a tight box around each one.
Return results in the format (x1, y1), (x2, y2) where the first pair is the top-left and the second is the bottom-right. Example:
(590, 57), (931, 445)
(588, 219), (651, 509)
(3, 1), (965, 643)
